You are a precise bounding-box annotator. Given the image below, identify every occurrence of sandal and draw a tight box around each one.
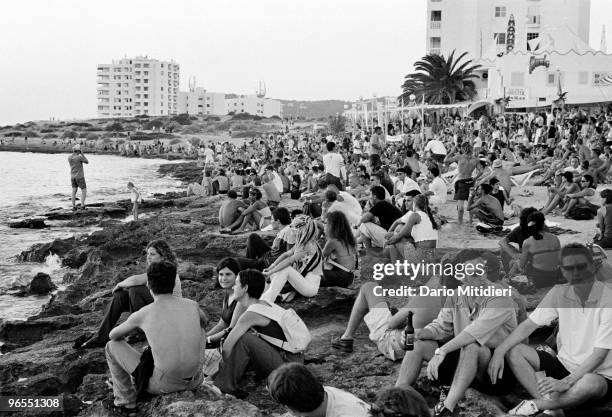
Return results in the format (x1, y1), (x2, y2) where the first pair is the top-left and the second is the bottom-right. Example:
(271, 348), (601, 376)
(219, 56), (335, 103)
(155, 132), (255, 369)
(102, 398), (138, 416)
(330, 336), (354, 353)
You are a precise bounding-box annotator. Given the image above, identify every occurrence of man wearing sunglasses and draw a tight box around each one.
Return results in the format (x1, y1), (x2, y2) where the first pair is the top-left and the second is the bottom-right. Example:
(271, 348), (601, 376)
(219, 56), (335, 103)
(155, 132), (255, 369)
(488, 243), (612, 416)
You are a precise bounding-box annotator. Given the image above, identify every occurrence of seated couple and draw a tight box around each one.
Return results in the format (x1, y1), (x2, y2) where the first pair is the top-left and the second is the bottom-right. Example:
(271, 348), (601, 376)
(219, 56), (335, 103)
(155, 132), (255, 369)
(467, 183), (505, 226)
(384, 192), (438, 267)
(206, 268), (308, 398)
(219, 188), (273, 234)
(104, 261), (206, 414)
(261, 214), (357, 303)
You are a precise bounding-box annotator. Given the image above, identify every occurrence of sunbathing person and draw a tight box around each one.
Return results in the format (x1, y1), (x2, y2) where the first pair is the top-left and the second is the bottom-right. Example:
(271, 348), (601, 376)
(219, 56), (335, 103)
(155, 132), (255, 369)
(331, 260), (459, 360)
(213, 269), (304, 397)
(515, 211), (561, 288)
(220, 188), (272, 234)
(261, 216), (323, 303)
(104, 261), (206, 414)
(235, 207), (295, 270)
(75, 239), (182, 349)
(321, 211), (357, 288)
(488, 243), (612, 416)
(395, 249), (519, 417)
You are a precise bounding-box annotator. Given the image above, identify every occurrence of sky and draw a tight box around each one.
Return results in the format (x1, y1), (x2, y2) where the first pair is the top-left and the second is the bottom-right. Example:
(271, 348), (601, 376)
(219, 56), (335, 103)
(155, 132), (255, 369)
(0, 0), (611, 125)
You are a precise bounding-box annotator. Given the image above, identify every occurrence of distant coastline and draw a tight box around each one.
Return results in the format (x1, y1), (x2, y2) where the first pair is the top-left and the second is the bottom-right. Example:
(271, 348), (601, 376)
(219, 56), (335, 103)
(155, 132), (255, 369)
(0, 143), (190, 160)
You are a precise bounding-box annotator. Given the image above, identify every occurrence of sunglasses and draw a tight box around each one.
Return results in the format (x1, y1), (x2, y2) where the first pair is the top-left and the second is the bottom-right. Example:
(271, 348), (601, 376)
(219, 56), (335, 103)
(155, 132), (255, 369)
(560, 263), (589, 272)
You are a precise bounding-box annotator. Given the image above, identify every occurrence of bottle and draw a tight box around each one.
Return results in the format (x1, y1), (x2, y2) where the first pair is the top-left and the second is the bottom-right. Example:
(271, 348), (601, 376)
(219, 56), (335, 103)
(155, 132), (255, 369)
(403, 311), (414, 351)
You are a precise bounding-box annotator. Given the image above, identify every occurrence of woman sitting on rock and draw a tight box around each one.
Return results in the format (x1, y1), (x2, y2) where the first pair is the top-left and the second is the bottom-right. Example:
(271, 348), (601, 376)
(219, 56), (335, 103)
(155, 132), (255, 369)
(320, 211), (357, 288)
(213, 269), (303, 397)
(261, 215), (323, 303)
(220, 188), (272, 234)
(235, 207), (295, 271)
(206, 258), (242, 346)
(74, 239), (182, 349)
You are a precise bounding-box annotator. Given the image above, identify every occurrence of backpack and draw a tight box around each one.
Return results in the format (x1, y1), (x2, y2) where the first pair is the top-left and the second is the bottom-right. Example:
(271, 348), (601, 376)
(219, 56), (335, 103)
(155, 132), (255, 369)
(247, 303), (311, 354)
(568, 205), (596, 221)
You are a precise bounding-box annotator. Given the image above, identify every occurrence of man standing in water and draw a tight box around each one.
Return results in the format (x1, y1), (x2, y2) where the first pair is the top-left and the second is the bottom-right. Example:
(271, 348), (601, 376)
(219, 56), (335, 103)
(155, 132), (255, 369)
(69, 144), (89, 210)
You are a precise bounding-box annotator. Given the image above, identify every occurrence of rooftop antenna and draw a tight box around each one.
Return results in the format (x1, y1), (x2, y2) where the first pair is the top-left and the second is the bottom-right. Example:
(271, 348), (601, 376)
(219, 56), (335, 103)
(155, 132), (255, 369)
(601, 25), (607, 53)
(256, 80), (266, 98)
(189, 76), (196, 92)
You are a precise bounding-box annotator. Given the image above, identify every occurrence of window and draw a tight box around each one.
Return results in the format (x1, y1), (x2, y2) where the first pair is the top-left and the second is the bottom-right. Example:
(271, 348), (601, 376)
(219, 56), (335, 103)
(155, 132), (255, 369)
(144, 94), (148, 99)
(430, 37), (441, 49)
(495, 6), (506, 17)
(494, 33), (506, 44)
(144, 71), (148, 75)
(143, 63), (149, 68)
(431, 10), (441, 21)
(144, 102), (148, 106)
(161, 110), (164, 115)
(527, 32), (539, 40)
(144, 87), (148, 91)
(578, 72), (588, 84)
(510, 72), (525, 86)
(547, 72), (557, 86)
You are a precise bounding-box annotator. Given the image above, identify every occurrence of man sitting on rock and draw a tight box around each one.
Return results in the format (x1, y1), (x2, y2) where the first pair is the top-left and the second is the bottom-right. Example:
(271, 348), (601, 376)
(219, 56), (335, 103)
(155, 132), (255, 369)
(104, 261), (207, 414)
(488, 243), (612, 416)
(218, 190), (246, 230)
(467, 183), (504, 226)
(357, 186), (402, 249)
(395, 249), (519, 417)
(267, 363), (370, 417)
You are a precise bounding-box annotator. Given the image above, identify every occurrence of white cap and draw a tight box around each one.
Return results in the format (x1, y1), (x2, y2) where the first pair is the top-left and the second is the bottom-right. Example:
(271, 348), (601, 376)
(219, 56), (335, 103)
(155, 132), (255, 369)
(73, 144), (81, 151)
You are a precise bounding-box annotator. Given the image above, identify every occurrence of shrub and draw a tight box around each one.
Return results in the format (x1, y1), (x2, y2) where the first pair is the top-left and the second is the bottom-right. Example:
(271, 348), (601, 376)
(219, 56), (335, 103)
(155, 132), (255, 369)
(68, 122), (92, 128)
(105, 122), (123, 132)
(43, 133), (59, 139)
(231, 130), (262, 138)
(172, 113), (192, 125)
(86, 133), (100, 140)
(204, 115), (221, 122)
(134, 114), (150, 119)
(169, 138), (182, 145)
(40, 128), (54, 133)
(6, 131), (22, 137)
(23, 129), (39, 137)
(232, 123), (249, 131)
(143, 119), (165, 130)
(62, 130), (78, 139)
(188, 137), (201, 147)
(85, 126), (100, 131)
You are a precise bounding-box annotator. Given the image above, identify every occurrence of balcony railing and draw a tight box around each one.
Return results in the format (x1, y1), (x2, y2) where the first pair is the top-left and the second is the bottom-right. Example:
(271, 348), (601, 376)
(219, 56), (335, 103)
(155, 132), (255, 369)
(430, 21), (441, 29)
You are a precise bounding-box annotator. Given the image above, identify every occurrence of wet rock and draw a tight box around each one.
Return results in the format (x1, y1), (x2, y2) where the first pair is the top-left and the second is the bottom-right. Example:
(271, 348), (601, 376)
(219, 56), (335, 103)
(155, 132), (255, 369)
(8, 218), (47, 229)
(29, 272), (57, 295)
(158, 161), (203, 184)
(0, 315), (80, 347)
(44, 205), (127, 221)
(18, 237), (78, 262)
(62, 247), (92, 268)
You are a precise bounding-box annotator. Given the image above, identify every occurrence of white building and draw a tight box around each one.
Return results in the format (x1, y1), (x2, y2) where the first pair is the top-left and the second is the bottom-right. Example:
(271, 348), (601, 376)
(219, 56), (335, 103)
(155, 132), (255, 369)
(225, 95), (282, 118)
(178, 87), (226, 116)
(425, 0), (612, 109)
(97, 56), (180, 118)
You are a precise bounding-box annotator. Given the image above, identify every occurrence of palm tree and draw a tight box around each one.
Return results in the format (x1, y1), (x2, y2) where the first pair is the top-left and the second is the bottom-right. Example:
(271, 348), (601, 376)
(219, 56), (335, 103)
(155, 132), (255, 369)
(400, 50), (482, 105)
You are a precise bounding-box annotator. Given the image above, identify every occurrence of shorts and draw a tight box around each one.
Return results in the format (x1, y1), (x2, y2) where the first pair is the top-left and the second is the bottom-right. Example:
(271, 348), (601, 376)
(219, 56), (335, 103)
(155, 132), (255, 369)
(364, 307), (405, 361)
(71, 177), (86, 189)
(431, 153), (446, 164)
(537, 350), (612, 401)
(437, 346), (516, 395)
(454, 178), (474, 201)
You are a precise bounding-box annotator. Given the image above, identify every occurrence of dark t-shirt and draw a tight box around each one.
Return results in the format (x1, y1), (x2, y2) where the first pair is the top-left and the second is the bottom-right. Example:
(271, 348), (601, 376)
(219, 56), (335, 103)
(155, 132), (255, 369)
(506, 226), (530, 249)
(221, 293), (238, 324)
(491, 189), (506, 208)
(369, 200), (402, 231)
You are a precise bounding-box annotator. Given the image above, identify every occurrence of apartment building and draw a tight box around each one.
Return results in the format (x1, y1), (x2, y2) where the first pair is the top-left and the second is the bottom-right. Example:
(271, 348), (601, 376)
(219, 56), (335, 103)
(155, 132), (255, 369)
(177, 87), (226, 116)
(97, 56), (180, 118)
(225, 95), (282, 118)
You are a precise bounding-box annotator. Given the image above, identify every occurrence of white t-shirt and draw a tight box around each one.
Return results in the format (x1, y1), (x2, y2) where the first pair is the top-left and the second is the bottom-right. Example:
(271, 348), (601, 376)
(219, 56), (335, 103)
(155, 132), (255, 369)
(424, 139), (447, 155)
(328, 191), (363, 226)
(529, 281), (612, 379)
(429, 177), (447, 207)
(395, 177), (420, 194)
(203, 148), (215, 163)
(324, 386), (370, 417)
(270, 172), (284, 193)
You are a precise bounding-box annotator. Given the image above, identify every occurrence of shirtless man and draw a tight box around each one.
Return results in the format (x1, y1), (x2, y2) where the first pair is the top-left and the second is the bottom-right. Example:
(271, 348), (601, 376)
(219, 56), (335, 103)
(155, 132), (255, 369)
(105, 261), (207, 412)
(444, 143), (480, 224)
(467, 183), (505, 225)
(218, 190), (246, 229)
(477, 159), (540, 197)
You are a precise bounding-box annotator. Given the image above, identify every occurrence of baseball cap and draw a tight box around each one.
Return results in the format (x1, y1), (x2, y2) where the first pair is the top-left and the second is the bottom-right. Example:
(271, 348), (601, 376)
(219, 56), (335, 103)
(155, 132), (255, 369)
(73, 144), (81, 151)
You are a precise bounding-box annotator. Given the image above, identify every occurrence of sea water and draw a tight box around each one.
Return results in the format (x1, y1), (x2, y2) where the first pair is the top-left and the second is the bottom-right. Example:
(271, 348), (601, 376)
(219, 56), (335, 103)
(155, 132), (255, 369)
(0, 152), (185, 321)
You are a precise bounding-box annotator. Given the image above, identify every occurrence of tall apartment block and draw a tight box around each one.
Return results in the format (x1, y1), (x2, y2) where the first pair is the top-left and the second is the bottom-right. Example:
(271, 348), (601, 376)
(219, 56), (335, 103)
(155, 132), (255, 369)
(96, 56), (180, 118)
(425, 0), (590, 60)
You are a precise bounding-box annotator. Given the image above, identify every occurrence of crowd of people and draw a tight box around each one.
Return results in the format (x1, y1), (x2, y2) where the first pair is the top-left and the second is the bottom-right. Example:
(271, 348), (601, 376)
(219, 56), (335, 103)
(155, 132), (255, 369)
(76, 105), (612, 417)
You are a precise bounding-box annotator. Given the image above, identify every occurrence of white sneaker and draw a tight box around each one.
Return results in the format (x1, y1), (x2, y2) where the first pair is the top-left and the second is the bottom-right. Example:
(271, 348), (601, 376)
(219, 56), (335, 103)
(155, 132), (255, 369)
(509, 400), (539, 416)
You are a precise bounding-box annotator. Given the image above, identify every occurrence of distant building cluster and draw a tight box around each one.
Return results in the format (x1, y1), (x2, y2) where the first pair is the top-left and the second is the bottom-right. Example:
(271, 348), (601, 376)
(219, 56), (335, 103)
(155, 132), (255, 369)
(96, 56), (281, 119)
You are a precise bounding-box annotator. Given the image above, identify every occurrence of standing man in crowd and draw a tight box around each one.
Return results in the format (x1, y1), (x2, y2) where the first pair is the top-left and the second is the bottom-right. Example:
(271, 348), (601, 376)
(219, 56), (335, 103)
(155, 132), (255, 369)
(370, 126), (386, 172)
(322, 141), (346, 190)
(69, 144), (89, 211)
(444, 143), (481, 224)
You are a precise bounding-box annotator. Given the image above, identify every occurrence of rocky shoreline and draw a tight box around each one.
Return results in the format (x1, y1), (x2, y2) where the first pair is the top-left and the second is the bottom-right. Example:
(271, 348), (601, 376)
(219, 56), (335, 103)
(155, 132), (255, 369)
(1, 162), (610, 416)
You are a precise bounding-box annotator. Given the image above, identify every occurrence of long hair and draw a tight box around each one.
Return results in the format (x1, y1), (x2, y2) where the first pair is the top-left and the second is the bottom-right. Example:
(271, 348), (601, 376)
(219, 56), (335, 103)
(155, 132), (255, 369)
(519, 207), (538, 232)
(370, 386), (431, 417)
(413, 194), (439, 230)
(146, 239), (177, 266)
(294, 216), (319, 247)
(527, 211), (545, 240)
(326, 211), (356, 249)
